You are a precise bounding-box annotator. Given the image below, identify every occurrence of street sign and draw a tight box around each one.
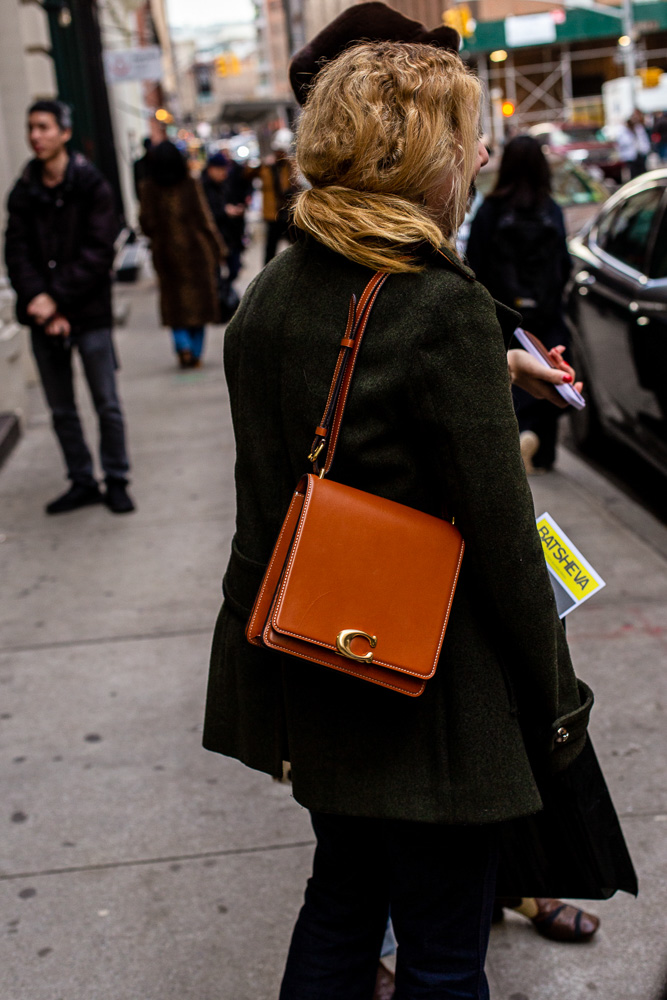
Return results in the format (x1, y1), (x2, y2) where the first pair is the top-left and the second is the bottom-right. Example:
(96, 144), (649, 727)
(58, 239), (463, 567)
(104, 46), (163, 85)
(505, 12), (557, 47)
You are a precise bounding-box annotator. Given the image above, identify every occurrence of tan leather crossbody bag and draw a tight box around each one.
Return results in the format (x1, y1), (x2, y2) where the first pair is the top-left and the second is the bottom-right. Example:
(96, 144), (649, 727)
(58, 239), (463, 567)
(246, 272), (464, 696)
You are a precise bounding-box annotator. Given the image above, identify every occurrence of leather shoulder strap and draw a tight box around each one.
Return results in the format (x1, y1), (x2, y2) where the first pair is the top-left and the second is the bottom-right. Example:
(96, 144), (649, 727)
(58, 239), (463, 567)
(308, 271), (388, 477)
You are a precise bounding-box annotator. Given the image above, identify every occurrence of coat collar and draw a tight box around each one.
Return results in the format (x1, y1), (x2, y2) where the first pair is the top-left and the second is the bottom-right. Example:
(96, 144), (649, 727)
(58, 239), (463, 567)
(21, 151), (86, 201)
(493, 298), (522, 349)
(428, 244), (521, 345)
(430, 243), (475, 281)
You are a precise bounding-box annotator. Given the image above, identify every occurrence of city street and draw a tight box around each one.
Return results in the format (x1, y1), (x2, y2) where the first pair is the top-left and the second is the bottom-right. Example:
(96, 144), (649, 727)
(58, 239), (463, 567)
(1, 229), (666, 1000)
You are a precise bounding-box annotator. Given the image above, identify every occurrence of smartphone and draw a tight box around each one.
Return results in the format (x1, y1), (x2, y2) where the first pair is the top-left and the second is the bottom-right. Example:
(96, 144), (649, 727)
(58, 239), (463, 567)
(513, 328), (586, 411)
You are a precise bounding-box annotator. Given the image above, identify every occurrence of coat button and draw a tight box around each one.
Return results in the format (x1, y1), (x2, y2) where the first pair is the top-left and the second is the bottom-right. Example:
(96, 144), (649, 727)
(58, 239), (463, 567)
(48, 260), (57, 269)
(556, 727), (569, 743)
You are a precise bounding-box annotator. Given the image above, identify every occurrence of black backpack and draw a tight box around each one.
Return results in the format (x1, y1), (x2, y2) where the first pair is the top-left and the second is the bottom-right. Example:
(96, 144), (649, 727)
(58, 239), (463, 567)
(491, 205), (565, 329)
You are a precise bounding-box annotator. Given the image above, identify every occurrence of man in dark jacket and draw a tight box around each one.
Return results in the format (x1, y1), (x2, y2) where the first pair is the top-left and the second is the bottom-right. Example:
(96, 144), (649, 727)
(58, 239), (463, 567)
(4, 99), (134, 514)
(201, 151), (249, 282)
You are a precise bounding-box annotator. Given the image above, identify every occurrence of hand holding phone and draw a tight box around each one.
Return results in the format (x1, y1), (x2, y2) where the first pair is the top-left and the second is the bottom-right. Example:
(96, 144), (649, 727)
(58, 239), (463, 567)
(513, 328), (586, 411)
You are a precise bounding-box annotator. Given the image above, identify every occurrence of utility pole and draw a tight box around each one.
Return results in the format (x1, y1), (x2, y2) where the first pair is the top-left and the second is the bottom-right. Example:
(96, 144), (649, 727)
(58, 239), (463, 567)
(621, 0), (637, 83)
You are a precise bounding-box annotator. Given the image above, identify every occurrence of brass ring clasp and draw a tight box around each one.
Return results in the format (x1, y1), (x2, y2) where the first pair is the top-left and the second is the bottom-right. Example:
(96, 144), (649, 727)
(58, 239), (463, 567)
(336, 629), (377, 664)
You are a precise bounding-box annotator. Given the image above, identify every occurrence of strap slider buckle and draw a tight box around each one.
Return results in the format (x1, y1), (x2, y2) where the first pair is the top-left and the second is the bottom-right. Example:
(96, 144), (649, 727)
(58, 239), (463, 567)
(308, 439), (326, 464)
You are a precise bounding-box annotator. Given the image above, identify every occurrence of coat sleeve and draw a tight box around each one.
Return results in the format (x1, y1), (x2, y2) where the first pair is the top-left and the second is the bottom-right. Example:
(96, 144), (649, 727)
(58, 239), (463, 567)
(49, 174), (118, 309)
(4, 185), (49, 305)
(412, 274), (589, 771)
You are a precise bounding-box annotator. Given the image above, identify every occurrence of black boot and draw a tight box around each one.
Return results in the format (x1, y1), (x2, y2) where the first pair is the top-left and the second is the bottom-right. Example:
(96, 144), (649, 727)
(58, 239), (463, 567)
(104, 478), (135, 514)
(45, 482), (103, 515)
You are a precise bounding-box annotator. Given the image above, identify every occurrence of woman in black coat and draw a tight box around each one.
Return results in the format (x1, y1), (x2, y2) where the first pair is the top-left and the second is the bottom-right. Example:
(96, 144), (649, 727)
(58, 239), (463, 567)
(466, 136), (572, 473)
(203, 21), (631, 999)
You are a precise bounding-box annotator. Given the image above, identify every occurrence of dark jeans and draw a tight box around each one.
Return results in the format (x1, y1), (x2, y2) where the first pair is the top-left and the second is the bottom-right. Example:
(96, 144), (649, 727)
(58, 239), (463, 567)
(279, 811), (498, 1000)
(31, 327), (130, 485)
(629, 155), (647, 179)
(513, 387), (560, 469)
(227, 248), (242, 282)
(264, 214), (292, 265)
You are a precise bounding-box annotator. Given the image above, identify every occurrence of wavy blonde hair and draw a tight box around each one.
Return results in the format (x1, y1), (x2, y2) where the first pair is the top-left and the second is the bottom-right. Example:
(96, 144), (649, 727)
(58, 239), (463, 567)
(293, 41), (481, 273)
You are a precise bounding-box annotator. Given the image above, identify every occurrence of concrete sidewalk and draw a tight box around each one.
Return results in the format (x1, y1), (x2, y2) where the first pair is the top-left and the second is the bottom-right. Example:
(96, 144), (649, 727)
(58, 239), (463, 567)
(1, 234), (666, 1000)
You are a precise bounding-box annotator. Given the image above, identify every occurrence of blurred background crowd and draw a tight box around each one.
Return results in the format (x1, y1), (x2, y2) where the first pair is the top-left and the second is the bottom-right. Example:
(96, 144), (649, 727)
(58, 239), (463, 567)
(3, 0), (667, 459)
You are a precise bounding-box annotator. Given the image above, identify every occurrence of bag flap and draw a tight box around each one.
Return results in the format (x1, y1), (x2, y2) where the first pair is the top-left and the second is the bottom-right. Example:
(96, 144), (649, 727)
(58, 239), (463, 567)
(271, 475), (464, 679)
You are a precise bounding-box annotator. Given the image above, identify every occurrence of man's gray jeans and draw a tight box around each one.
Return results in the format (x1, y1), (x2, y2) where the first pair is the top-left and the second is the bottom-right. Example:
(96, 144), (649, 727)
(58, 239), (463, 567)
(31, 327), (130, 484)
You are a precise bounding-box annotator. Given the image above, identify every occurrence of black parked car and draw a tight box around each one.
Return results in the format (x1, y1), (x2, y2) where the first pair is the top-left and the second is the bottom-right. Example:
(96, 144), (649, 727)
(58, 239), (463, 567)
(567, 168), (667, 474)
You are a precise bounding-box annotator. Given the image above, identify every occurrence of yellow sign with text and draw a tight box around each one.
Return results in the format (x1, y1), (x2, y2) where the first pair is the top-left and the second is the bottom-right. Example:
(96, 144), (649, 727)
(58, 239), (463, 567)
(536, 513), (605, 617)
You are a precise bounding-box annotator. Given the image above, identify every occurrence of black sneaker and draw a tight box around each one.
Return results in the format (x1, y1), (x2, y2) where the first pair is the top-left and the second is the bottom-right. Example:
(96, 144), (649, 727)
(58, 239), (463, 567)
(104, 478), (135, 514)
(45, 482), (103, 515)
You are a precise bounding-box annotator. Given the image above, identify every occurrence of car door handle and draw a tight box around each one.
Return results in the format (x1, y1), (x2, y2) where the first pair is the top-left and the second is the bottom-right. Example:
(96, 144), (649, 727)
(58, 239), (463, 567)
(581, 280), (631, 308)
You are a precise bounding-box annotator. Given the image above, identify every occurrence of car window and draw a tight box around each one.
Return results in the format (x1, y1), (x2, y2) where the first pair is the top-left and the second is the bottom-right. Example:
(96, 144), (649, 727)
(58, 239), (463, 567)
(562, 127), (602, 144)
(552, 164), (593, 205)
(595, 187), (664, 273)
(648, 202), (667, 279)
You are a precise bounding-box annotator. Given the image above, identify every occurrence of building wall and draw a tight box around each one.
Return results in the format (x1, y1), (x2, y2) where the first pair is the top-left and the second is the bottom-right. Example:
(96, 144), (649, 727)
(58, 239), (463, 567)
(475, 0), (621, 20)
(0, 0), (56, 417)
(0, 0), (56, 218)
(302, 0), (633, 45)
(99, 0), (150, 227)
(265, 0), (292, 98)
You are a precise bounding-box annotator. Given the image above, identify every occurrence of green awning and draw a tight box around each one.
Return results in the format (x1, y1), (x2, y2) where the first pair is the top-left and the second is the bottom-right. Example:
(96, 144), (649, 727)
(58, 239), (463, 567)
(461, 1), (667, 55)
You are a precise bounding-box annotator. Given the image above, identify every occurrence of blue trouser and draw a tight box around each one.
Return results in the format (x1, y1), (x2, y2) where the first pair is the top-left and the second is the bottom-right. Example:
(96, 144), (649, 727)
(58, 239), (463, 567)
(31, 327), (130, 485)
(172, 326), (205, 360)
(279, 811), (498, 1000)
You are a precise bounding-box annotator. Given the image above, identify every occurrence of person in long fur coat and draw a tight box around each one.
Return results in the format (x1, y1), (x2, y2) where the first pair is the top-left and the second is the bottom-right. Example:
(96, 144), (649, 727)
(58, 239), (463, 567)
(139, 141), (227, 368)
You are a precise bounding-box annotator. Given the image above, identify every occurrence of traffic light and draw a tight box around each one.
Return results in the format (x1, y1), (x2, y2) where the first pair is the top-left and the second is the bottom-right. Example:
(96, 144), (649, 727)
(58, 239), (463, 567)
(638, 67), (663, 88)
(215, 53), (241, 77)
(195, 63), (212, 96)
(501, 100), (516, 118)
(442, 4), (476, 39)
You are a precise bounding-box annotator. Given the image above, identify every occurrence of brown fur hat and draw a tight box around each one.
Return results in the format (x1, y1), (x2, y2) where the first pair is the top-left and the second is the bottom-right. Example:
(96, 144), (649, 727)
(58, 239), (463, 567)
(289, 1), (461, 106)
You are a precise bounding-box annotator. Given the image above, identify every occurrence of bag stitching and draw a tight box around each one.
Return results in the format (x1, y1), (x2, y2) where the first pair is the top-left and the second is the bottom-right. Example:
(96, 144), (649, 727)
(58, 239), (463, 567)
(271, 475), (464, 679)
(246, 489), (305, 643)
(261, 630), (425, 696)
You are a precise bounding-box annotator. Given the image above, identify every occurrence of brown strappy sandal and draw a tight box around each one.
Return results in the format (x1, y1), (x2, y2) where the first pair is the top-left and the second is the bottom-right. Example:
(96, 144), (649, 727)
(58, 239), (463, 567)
(530, 897), (600, 942)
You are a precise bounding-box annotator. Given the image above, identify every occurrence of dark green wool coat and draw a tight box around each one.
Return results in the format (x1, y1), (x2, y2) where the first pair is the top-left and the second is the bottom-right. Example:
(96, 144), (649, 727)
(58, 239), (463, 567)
(203, 237), (593, 825)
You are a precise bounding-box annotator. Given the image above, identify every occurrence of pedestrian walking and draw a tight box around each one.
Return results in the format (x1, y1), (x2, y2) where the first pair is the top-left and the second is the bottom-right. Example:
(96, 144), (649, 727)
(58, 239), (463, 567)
(203, 9), (633, 995)
(260, 128), (298, 264)
(132, 136), (151, 200)
(201, 151), (248, 283)
(617, 110), (652, 180)
(652, 110), (667, 162)
(4, 99), (135, 514)
(138, 141), (226, 369)
(466, 135), (573, 474)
